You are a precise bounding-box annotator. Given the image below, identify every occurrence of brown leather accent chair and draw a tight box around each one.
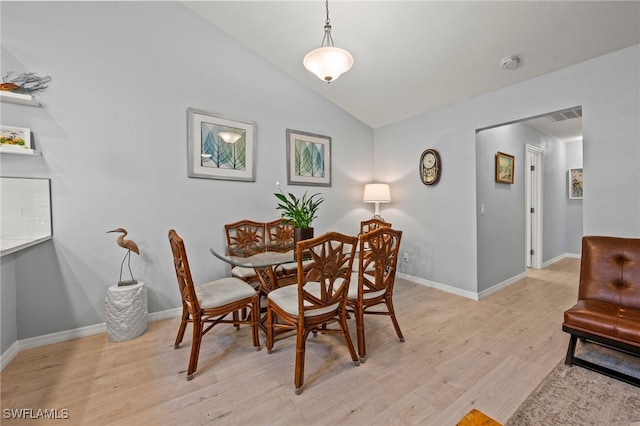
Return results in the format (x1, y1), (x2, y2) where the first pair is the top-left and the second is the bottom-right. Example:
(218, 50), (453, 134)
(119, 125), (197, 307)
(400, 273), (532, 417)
(563, 236), (640, 386)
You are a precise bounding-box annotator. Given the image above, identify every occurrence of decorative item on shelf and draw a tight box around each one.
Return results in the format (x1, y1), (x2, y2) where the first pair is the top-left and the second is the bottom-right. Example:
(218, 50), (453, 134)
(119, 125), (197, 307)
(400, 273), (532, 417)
(495, 151), (515, 184)
(419, 149), (441, 185)
(1, 71), (51, 95)
(274, 181), (324, 253)
(0, 125), (31, 152)
(303, 0), (354, 83)
(363, 183), (391, 220)
(107, 228), (140, 286)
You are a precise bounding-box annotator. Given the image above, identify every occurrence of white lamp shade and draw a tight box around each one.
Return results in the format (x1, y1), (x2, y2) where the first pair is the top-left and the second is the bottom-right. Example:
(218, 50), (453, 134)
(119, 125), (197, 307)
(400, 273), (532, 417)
(303, 46), (354, 82)
(218, 131), (242, 144)
(363, 183), (391, 203)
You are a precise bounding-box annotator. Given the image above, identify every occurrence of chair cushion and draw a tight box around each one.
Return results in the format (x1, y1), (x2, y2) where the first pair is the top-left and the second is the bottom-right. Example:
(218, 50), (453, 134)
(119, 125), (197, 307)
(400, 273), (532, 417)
(564, 299), (640, 344)
(232, 266), (258, 279)
(347, 272), (387, 300)
(195, 277), (256, 309)
(267, 281), (342, 317)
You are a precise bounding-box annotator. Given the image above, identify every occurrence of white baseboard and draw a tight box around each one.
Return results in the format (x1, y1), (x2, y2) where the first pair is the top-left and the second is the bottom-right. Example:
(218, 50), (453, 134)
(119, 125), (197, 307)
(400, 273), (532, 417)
(1, 307), (183, 372)
(397, 272), (481, 300)
(398, 271), (527, 301)
(541, 252), (581, 268)
(399, 253), (580, 303)
(0, 341), (20, 371)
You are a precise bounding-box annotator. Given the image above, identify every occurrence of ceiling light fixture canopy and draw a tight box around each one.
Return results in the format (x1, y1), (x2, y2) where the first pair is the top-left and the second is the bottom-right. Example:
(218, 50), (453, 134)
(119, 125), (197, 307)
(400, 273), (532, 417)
(303, 0), (353, 84)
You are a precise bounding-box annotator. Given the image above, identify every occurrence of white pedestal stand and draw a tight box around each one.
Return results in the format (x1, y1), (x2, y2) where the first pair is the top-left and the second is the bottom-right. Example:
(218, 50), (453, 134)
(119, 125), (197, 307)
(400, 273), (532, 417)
(105, 281), (148, 342)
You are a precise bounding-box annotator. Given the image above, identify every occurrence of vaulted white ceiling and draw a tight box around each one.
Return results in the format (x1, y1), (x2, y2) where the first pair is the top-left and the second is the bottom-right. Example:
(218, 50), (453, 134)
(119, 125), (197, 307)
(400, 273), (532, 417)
(183, 1), (639, 137)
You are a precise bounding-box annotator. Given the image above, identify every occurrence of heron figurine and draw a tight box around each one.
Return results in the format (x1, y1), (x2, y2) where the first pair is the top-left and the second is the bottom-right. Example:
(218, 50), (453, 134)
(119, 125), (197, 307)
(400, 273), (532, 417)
(107, 228), (140, 286)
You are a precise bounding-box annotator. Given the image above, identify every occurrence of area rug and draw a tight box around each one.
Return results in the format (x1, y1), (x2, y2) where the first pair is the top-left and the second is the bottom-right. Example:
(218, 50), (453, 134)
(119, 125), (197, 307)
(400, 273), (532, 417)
(505, 341), (640, 426)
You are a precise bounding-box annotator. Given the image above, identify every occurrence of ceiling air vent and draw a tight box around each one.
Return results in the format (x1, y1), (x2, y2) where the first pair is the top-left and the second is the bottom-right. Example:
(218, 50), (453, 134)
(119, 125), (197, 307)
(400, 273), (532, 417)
(547, 107), (582, 122)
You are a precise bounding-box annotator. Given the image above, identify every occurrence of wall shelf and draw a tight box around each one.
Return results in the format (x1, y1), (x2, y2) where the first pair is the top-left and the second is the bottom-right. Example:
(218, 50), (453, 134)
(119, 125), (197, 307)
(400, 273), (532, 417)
(0, 148), (41, 156)
(0, 91), (40, 107)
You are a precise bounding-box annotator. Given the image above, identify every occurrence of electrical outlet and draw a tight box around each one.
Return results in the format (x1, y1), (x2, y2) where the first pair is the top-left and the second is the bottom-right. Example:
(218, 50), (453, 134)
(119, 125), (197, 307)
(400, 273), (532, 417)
(403, 252), (409, 262)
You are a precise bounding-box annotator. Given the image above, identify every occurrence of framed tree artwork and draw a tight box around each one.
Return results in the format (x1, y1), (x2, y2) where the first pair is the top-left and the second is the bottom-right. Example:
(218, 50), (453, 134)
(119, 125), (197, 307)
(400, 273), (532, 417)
(286, 129), (331, 187)
(187, 108), (256, 181)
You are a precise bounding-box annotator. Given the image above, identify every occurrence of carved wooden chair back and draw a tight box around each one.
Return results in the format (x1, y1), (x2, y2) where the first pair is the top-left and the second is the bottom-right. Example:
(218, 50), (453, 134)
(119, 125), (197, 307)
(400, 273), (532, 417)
(359, 218), (392, 234)
(224, 219), (267, 257)
(168, 229), (200, 314)
(265, 219), (295, 252)
(348, 227), (404, 362)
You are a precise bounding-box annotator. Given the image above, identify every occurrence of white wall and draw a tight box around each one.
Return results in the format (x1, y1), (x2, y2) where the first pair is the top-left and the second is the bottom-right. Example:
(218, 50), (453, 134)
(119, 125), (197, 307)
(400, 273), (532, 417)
(375, 44), (640, 293)
(0, 1), (373, 346)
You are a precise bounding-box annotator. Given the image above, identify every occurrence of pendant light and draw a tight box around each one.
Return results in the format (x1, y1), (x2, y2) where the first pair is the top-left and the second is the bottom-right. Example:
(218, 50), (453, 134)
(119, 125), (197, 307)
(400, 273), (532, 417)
(303, 0), (353, 83)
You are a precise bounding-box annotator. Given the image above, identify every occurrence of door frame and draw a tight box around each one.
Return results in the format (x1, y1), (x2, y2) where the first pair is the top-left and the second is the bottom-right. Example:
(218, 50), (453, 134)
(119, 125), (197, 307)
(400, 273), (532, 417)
(525, 144), (543, 269)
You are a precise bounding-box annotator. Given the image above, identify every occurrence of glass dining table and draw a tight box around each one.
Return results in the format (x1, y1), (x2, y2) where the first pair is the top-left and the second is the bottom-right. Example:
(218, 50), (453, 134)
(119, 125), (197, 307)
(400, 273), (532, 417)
(209, 245), (301, 295)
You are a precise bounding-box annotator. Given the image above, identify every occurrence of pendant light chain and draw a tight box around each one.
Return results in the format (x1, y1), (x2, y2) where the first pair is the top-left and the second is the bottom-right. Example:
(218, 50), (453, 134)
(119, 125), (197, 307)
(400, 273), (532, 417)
(321, 0), (335, 48)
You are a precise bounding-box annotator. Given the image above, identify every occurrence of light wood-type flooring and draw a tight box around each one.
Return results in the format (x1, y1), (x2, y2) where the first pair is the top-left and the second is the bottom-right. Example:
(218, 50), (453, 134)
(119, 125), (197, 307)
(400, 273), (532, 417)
(1, 258), (580, 425)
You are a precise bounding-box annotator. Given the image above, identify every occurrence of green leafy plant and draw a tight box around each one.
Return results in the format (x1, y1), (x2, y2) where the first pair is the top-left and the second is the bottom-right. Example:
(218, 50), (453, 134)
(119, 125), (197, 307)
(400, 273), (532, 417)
(274, 184), (324, 229)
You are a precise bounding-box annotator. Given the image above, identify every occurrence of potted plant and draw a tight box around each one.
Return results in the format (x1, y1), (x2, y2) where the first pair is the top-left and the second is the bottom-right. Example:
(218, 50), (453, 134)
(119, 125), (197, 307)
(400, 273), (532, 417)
(274, 182), (324, 245)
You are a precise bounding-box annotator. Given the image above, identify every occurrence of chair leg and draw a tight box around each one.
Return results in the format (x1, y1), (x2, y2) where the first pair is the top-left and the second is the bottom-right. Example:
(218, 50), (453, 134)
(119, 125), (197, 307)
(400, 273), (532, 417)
(339, 311), (360, 366)
(355, 304), (367, 363)
(174, 305), (189, 348)
(266, 304), (274, 354)
(294, 325), (308, 395)
(386, 296), (404, 342)
(251, 298), (261, 350)
(565, 334), (578, 366)
(187, 319), (203, 381)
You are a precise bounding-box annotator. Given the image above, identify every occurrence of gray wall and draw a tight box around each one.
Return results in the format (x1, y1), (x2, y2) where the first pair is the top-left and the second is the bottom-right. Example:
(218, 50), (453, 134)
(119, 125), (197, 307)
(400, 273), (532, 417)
(1, 254), (17, 352)
(375, 44), (639, 293)
(0, 1), (373, 349)
(475, 124), (527, 291)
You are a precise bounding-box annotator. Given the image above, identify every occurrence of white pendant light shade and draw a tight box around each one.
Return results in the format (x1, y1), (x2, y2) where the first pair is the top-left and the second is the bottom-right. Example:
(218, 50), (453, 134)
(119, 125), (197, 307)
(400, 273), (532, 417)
(303, 46), (354, 83)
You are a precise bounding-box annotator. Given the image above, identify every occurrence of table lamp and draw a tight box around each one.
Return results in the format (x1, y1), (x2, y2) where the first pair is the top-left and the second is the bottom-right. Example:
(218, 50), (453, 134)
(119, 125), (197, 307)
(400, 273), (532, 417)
(363, 183), (391, 220)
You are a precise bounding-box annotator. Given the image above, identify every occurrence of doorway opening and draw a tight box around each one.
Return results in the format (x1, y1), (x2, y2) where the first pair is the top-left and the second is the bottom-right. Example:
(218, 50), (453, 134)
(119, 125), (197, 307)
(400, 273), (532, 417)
(475, 106), (583, 292)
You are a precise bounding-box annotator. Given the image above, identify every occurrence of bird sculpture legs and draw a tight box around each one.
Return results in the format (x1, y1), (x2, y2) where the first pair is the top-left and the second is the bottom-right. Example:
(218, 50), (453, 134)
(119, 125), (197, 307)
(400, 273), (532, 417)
(117, 249), (138, 286)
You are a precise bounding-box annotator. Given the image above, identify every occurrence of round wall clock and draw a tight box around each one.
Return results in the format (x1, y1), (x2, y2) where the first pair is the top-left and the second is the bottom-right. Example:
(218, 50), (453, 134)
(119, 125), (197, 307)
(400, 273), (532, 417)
(419, 149), (441, 185)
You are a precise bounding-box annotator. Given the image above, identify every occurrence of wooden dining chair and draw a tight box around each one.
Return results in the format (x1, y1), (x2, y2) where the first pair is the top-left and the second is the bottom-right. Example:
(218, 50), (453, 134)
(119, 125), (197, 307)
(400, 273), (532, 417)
(359, 218), (392, 234)
(347, 227), (403, 363)
(224, 219), (266, 287)
(168, 229), (260, 380)
(266, 232), (360, 394)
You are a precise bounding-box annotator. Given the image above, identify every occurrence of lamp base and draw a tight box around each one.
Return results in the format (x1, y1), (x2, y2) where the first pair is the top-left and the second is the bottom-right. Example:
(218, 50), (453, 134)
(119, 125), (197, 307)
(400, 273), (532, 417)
(372, 214), (385, 221)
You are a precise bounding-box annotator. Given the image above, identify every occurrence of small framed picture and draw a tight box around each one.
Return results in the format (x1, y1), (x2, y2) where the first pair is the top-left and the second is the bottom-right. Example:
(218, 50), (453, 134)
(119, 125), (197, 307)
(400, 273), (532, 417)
(569, 168), (583, 199)
(0, 125), (31, 151)
(286, 129), (331, 187)
(187, 108), (256, 181)
(495, 151), (515, 184)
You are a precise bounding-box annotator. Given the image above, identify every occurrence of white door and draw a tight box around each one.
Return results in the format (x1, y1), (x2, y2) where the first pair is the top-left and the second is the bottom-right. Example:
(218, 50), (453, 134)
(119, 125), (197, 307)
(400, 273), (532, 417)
(525, 145), (543, 268)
